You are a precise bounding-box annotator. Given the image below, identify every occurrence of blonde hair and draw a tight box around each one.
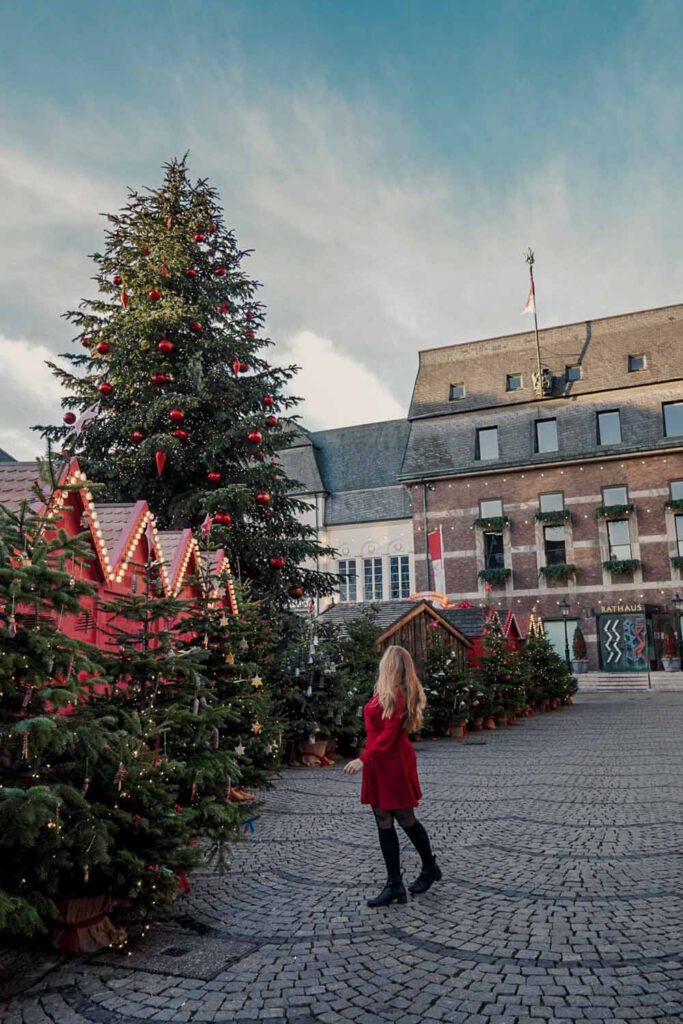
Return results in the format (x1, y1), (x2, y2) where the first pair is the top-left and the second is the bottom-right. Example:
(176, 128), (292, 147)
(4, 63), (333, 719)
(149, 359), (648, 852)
(375, 645), (426, 733)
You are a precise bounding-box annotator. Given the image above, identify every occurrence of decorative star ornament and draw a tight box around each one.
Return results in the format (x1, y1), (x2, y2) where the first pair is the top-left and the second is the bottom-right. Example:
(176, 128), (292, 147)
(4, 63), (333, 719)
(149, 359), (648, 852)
(250, 674), (263, 689)
(251, 721), (263, 735)
(235, 742), (246, 756)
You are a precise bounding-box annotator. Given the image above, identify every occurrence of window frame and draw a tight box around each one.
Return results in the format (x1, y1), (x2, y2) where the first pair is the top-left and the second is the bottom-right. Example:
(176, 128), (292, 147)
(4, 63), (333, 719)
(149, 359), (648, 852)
(534, 417), (559, 454)
(479, 497), (503, 519)
(389, 555), (411, 599)
(363, 556), (383, 601)
(543, 524), (567, 566)
(597, 408), (622, 446)
(602, 484), (629, 507)
(476, 425), (499, 461)
(663, 401), (683, 438)
(506, 373), (522, 392)
(670, 480), (683, 502)
(449, 383), (466, 401)
(606, 518), (632, 561)
(539, 491), (565, 513)
(628, 354), (647, 373)
(675, 515), (683, 557)
(337, 558), (357, 602)
(483, 531), (505, 570)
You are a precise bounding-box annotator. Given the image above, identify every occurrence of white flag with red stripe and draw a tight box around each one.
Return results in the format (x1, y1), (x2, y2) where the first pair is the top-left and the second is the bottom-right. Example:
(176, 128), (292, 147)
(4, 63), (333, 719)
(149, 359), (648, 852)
(523, 279), (536, 314)
(201, 513), (213, 537)
(427, 526), (446, 594)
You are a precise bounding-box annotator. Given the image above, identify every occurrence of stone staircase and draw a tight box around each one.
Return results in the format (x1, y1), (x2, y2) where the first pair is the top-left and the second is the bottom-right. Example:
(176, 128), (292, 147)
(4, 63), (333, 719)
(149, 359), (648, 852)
(578, 671), (683, 692)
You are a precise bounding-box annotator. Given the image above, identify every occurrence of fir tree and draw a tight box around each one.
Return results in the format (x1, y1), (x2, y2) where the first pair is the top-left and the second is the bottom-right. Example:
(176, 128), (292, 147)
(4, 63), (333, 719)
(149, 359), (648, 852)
(421, 627), (474, 734)
(474, 614), (527, 718)
(37, 155), (334, 607)
(520, 629), (578, 706)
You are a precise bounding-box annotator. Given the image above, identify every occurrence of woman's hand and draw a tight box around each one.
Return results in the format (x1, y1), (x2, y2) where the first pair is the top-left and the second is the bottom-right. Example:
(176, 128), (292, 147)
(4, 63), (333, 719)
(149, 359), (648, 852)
(343, 758), (363, 775)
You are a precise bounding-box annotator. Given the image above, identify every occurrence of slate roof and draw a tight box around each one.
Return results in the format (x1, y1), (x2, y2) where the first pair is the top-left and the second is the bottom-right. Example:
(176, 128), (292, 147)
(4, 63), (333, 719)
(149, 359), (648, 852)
(158, 530), (184, 567)
(318, 600), (419, 632)
(0, 448), (15, 463)
(325, 485), (412, 525)
(277, 432), (325, 495)
(440, 606), (487, 638)
(94, 504), (139, 564)
(311, 420), (410, 493)
(0, 461), (50, 511)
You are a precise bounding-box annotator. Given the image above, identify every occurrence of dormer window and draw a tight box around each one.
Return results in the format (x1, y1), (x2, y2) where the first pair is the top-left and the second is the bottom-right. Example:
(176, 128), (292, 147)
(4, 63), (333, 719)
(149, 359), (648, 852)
(449, 383), (465, 401)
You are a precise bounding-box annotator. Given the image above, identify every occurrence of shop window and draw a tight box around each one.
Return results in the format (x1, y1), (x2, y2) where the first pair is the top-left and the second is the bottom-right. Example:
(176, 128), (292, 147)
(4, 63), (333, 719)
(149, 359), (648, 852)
(544, 618), (579, 664)
(484, 532), (505, 570)
(544, 526), (567, 565)
(539, 492), (564, 513)
(597, 409), (622, 445)
(389, 555), (410, 599)
(607, 519), (632, 561)
(476, 426), (499, 461)
(535, 418), (558, 453)
(338, 559), (357, 602)
(363, 557), (383, 601)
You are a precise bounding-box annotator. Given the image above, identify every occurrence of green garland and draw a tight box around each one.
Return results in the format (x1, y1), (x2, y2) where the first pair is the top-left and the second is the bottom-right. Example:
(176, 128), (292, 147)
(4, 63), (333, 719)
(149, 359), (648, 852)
(539, 563), (577, 580)
(671, 556), (683, 570)
(665, 499), (683, 513)
(535, 509), (570, 525)
(473, 516), (509, 530)
(595, 504), (634, 520)
(602, 558), (640, 574)
(478, 567), (511, 584)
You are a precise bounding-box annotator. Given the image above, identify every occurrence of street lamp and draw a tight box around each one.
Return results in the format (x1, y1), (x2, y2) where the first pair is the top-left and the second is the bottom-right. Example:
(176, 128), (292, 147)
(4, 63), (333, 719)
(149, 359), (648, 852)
(558, 598), (571, 666)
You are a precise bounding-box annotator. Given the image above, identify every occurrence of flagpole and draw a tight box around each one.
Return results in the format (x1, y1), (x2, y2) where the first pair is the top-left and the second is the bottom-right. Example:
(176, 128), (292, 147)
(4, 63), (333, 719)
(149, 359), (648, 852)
(525, 248), (543, 393)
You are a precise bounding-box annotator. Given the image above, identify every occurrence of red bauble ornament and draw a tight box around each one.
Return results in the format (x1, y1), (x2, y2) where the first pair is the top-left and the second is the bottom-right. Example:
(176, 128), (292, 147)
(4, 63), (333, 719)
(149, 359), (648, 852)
(63, 412), (76, 425)
(219, 303), (230, 314)
(169, 408), (185, 422)
(266, 415), (279, 427)
(185, 267), (198, 278)
(113, 274), (122, 286)
(158, 339), (173, 354)
(97, 341), (110, 355)
(81, 337), (91, 348)
(290, 586), (304, 599)
(246, 309), (255, 321)
(130, 430), (144, 444)
(207, 471), (221, 484)
(269, 556), (286, 570)
(98, 382), (113, 396)
(215, 512), (232, 527)
(247, 430), (263, 445)
(239, 362), (249, 373)
(214, 266), (226, 276)
(148, 288), (162, 302)
(142, 245), (150, 257)
(171, 428), (188, 440)
(194, 232), (205, 242)
(256, 491), (271, 506)
(262, 395), (274, 407)
(245, 329), (255, 339)
(189, 321), (202, 333)
(151, 372), (167, 384)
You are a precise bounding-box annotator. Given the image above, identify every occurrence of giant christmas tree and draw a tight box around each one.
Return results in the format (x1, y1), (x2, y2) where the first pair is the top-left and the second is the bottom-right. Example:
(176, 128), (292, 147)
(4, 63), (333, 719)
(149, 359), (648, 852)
(38, 156), (334, 606)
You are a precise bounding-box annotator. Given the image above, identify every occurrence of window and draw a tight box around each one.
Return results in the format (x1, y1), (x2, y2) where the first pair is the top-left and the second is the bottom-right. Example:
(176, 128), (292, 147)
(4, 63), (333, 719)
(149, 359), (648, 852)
(544, 526), (567, 566)
(480, 498), (503, 518)
(338, 559), (357, 602)
(476, 426), (499, 461)
(603, 485), (628, 507)
(535, 418), (558, 454)
(565, 364), (581, 381)
(363, 557), (383, 601)
(671, 481), (683, 501)
(607, 519), (632, 561)
(539, 492), (565, 513)
(597, 410), (622, 445)
(506, 373), (522, 391)
(676, 516), (683, 557)
(449, 383), (465, 401)
(544, 619), (579, 664)
(484, 532), (505, 570)
(664, 402), (683, 437)
(390, 555), (410, 599)
(629, 354), (646, 372)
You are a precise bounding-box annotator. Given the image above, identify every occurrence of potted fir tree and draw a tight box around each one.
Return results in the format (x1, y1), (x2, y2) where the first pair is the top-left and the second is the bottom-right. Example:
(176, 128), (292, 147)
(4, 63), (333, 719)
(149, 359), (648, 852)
(660, 623), (681, 672)
(571, 625), (589, 674)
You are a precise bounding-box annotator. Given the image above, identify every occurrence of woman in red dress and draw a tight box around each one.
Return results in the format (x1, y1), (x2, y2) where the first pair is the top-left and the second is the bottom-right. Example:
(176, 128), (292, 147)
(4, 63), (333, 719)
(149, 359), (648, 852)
(344, 645), (441, 907)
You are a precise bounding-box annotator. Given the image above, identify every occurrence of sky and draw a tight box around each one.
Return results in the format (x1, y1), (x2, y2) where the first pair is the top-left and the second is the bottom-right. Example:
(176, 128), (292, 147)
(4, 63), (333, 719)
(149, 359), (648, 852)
(2, 0), (683, 458)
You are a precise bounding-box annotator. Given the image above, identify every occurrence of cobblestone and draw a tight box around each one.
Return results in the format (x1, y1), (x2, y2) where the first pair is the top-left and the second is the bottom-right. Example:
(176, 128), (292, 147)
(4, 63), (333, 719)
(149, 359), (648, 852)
(3, 693), (683, 1021)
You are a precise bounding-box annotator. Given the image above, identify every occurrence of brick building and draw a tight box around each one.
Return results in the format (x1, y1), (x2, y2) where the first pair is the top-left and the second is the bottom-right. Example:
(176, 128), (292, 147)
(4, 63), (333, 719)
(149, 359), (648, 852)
(401, 303), (683, 672)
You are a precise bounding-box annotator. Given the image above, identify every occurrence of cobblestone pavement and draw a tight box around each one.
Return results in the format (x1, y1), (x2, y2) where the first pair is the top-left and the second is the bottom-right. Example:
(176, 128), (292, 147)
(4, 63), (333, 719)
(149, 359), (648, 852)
(4, 693), (683, 1024)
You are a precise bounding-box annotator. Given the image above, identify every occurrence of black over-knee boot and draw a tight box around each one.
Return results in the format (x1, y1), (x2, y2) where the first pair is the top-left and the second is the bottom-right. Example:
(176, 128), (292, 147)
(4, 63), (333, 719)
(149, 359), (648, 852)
(367, 827), (407, 907)
(404, 820), (442, 894)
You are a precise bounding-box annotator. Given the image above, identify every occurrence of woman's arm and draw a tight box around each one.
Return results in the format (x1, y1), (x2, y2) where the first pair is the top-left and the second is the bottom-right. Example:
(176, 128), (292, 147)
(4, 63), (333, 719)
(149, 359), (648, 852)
(359, 700), (405, 765)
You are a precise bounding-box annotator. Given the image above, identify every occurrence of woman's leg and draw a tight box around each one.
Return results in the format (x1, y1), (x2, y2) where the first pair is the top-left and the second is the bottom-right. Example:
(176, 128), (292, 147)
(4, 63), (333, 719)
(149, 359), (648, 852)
(394, 807), (441, 894)
(366, 807), (407, 906)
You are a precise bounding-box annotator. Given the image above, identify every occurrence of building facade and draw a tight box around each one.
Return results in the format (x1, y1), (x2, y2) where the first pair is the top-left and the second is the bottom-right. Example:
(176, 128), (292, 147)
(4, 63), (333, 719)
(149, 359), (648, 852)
(401, 303), (683, 671)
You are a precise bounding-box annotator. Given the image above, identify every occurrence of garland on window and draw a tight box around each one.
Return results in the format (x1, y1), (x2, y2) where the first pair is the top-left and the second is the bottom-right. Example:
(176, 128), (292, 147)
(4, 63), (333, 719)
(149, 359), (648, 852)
(539, 563), (577, 581)
(478, 567), (511, 585)
(473, 516), (509, 530)
(602, 558), (640, 574)
(671, 556), (683, 570)
(595, 504), (634, 520)
(664, 499), (683, 513)
(535, 510), (570, 525)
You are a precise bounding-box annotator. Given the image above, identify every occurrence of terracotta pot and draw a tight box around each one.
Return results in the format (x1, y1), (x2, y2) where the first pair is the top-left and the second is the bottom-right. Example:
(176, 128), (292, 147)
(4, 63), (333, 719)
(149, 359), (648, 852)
(483, 717), (497, 730)
(562, 696), (574, 706)
(324, 737), (337, 756)
(495, 714), (508, 727)
(447, 722), (467, 738)
(471, 718), (484, 732)
(525, 707), (534, 718)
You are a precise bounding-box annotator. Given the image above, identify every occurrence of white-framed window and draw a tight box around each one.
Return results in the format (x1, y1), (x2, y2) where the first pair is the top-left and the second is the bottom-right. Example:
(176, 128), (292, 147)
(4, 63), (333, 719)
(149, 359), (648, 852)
(675, 516), (683, 557)
(539, 492), (564, 512)
(535, 418), (558, 453)
(607, 520), (632, 561)
(480, 498), (503, 518)
(363, 557), (383, 601)
(476, 426), (499, 461)
(337, 559), (357, 602)
(390, 555), (410, 599)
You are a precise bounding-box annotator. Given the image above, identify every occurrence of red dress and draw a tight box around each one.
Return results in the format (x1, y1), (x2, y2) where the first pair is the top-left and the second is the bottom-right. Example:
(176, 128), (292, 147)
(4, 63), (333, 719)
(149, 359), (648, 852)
(359, 693), (422, 810)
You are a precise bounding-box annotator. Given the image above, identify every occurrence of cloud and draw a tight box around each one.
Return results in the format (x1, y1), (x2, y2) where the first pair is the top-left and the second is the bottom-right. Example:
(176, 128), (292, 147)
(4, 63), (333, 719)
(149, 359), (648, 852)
(0, 335), (64, 459)
(276, 330), (405, 428)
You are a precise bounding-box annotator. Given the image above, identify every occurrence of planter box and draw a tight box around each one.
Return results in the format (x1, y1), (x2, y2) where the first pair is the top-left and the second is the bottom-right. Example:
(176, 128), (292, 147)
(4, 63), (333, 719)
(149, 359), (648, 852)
(446, 722), (467, 738)
(571, 659), (589, 674)
(662, 657), (682, 672)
